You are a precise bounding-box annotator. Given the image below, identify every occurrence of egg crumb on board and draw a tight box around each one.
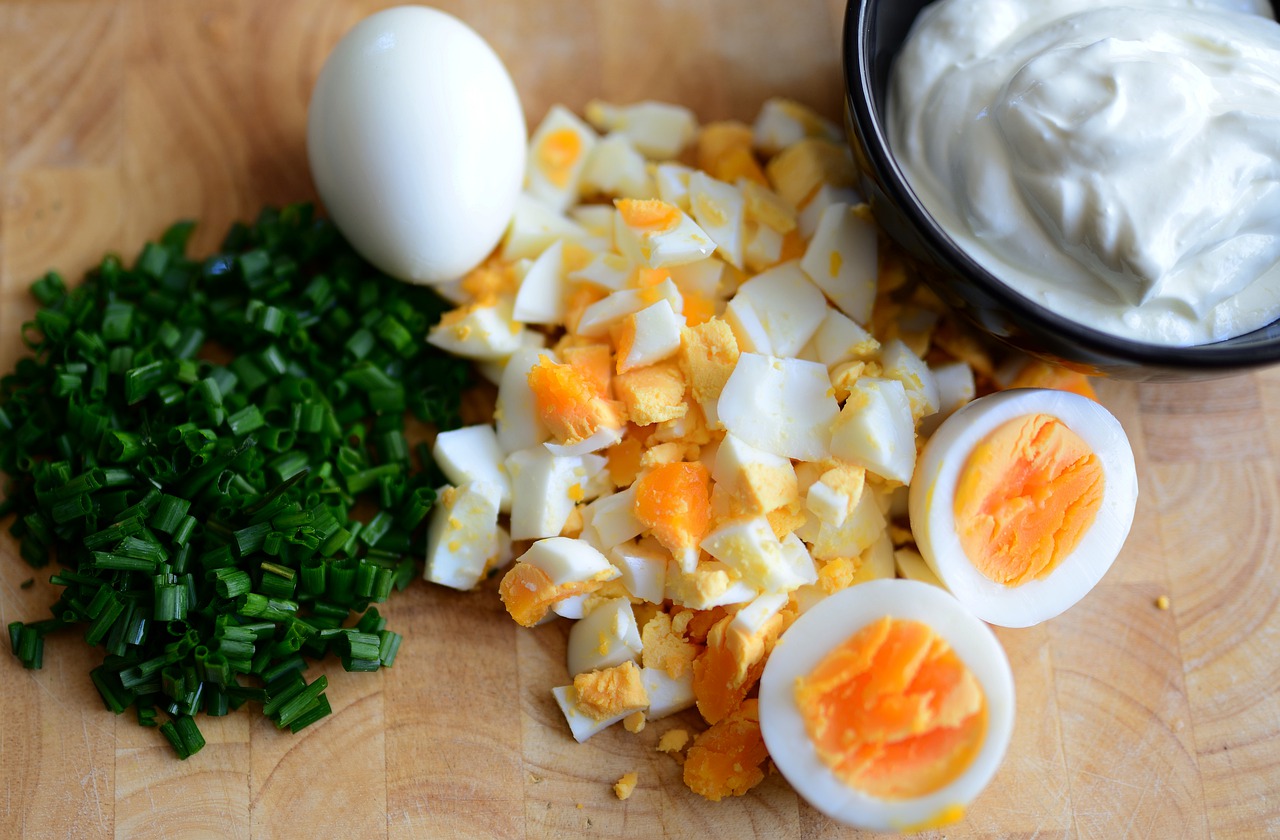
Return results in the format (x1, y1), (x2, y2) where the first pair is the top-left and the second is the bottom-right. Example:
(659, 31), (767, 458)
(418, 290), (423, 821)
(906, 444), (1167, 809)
(613, 771), (640, 801)
(417, 96), (1123, 816)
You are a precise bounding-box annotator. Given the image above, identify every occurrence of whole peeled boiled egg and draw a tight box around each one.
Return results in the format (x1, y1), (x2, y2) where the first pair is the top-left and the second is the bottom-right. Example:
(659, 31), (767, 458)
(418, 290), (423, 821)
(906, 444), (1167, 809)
(308, 6), (526, 284)
(759, 578), (1015, 832)
(909, 388), (1138, 628)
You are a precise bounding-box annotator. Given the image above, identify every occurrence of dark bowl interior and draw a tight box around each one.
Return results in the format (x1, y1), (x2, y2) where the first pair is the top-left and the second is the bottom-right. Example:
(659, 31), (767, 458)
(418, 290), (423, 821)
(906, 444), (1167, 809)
(844, 0), (1280, 381)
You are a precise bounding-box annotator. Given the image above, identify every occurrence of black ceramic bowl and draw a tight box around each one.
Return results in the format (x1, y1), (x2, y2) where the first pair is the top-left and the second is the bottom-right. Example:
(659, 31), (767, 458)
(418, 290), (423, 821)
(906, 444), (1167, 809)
(844, 0), (1280, 381)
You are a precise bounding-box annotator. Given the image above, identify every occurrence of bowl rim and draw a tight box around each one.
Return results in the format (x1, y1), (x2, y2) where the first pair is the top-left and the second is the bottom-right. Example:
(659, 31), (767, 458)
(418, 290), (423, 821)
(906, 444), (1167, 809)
(843, 0), (1280, 372)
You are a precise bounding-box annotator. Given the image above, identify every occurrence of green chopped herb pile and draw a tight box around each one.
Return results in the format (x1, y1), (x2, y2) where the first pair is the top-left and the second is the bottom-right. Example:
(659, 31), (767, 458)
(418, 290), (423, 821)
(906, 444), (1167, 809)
(1, 203), (470, 758)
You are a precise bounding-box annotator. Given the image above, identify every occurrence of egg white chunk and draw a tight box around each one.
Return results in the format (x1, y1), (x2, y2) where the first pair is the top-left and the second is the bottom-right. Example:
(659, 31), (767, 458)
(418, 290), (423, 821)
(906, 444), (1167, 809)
(798, 185), (862, 239)
(432, 425), (513, 513)
(426, 298), (525, 361)
(575, 280), (684, 338)
(618, 300), (684, 371)
(552, 684), (633, 743)
(800, 203), (877, 325)
(829, 377), (916, 485)
(759, 579), (1015, 832)
(581, 133), (652, 199)
(585, 100), (698, 160)
(505, 448), (605, 540)
(581, 486), (645, 551)
(526, 104), (598, 212)
(494, 346), (556, 453)
(688, 172), (746, 269)
(717, 353), (839, 462)
(732, 261), (828, 358)
(512, 240), (567, 325)
(639, 666), (696, 719)
(609, 540), (669, 604)
(909, 388), (1138, 628)
(567, 597), (643, 676)
(880, 338), (940, 422)
(503, 193), (591, 261)
(654, 163), (695, 210)
(424, 481), (505, 591)
(614, 202), (717, 268)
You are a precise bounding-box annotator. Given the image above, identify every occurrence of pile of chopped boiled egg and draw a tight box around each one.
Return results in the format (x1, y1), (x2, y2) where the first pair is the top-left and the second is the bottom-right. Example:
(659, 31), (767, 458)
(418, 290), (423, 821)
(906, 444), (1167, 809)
(416, 96), (1126, 816)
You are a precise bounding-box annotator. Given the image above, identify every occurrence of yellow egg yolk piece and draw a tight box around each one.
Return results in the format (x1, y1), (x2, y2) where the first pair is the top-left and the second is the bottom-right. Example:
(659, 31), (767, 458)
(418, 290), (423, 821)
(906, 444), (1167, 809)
(683, 699), (770, 801)
(632, 461), (712, 557)
(527, 356), (624, 445)
(794, 617), (987, 801)
(498, 562), (603, 628)
(616, 198), (682, 234)
(953, 413), (1105, 586)
(536, 127), (584, 188)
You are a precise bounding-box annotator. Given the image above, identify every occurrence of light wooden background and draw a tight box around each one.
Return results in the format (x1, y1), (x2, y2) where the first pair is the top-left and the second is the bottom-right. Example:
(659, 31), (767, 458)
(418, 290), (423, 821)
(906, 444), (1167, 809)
(1, 2), (1276, 838)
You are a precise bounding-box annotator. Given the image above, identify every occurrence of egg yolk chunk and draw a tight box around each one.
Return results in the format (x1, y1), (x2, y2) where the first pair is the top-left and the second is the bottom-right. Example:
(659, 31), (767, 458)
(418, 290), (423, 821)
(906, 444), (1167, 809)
(953, 413), (1104, 586)
(527, 356), (624, 445)
(536, 127), (584, 188)
(616, 198), (682, 234)
(795, 616), (986, 801)
(632, 461), (712, 557)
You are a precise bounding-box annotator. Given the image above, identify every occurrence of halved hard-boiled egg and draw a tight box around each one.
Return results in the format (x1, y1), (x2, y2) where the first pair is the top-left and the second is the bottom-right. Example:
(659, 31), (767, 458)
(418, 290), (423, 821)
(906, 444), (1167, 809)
(909, 388), (1138, 628)
(759, 578), (1014, 832)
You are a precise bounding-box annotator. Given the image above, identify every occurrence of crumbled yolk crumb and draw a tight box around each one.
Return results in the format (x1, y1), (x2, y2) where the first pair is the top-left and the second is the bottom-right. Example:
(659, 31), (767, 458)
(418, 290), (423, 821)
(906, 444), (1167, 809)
(795, 616), (987, 800)
(613, 772), (639, 800)
(683, 699), (769, 801)
(641, 611), (699, 679)
(614, 361), (688, 426)
(657, 728), (690, 754)
(574, 660), (649, 720)
(1156, 595), (1171, 610)
(623, 712), (646, 733)
(954, 413), (1104, 586)
(691, 613), (781, 725)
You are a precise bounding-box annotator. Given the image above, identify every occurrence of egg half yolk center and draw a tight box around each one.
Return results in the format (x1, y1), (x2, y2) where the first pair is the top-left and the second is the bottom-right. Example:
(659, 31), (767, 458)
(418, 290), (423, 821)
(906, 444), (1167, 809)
(953, 413), (1104, 587)
(795, 616), (987, 801)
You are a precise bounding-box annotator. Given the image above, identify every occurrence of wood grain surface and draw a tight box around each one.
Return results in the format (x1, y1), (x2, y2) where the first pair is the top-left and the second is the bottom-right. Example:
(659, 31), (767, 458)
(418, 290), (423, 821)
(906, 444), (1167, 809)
(1, 2), (1276, 838)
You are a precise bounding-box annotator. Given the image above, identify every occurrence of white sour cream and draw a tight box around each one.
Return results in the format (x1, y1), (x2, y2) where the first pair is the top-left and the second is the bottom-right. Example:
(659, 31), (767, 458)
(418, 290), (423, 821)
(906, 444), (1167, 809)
(889, 0), (1280, 345)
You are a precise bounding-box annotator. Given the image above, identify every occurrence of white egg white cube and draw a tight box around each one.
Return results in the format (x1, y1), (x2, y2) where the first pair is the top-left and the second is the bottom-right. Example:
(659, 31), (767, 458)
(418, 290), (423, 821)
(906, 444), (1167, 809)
(752, 97), (842, 157)
(687, 171), (745, 269)
(526, 104), (598, 212)
(432, 425), (513, 513)
(552, 592), (589, 620)
(495, 346), (557, 454)
(740, 178), (798, 234)
(668, 258), (725, 300)
(894, 546), (945, 588)
(814, 308), (879, 368)
(732, 261), (828, 358)
(880, 338), (941, 421)
(506, 448), (603, 540)
(639, 666), (696, 719)
(617, 299), (684, 372)
(426, 297), (525, 361)
(700, 517), (811, 593)
(569, 250), (632, 292)
(932, 360), (976, 418)
(609, 539), (669, 604)
(730, 591), (790, 637)
(614, 200), (717, 268)
(512, 239), (567, 325)
(811, 488), (888, 562)
(743, 221), (785, 273)
(424, 481), (504, 591)
(474, 328), (548, 388)
(654, 162), (695, 210)
(520, 535), (619, 586)
(502, 193), (592, 261)
(581, 132), (653, 199)
(798, 184), (862, 239)
(567, 597), (643, 676)
(569, 204), (617, 242)
(723, 295), (775, 355)
(800, 202), (878, 326)
(575, 279), (684, 338)
(544, 427), (622, 459)
(829, 377), (917, 485)
(585, 100), (698, 160)
(552, 684), (632, 742)
(717, 352), (839, 462)
(581, 486), (644, 550)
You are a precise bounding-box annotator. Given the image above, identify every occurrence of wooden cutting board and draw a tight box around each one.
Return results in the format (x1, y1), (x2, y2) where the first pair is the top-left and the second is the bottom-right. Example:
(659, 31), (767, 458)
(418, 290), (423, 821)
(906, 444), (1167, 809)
(1, 2), (1275, 837)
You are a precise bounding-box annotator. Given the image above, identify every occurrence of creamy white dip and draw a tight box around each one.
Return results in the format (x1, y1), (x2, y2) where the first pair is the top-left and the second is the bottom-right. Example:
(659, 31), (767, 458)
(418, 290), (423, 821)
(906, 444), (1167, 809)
(889, 0), (1280, 345)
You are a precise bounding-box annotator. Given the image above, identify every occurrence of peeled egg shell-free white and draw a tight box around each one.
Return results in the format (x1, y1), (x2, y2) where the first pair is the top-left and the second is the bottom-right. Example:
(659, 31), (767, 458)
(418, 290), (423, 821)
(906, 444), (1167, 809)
(307, 6), (526, 284)
(759, 578), (1015, 833)
(909, 388), (1138, 628)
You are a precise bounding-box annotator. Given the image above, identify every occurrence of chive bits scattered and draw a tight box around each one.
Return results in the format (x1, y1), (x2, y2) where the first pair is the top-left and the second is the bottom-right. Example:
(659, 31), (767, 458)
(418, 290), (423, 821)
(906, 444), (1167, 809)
(1, 204), (468, 758)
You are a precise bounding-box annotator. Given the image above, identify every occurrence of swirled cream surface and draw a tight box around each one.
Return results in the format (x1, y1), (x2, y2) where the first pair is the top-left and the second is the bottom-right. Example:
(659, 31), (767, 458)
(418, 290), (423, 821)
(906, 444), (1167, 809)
(889, 0), (1280, 345)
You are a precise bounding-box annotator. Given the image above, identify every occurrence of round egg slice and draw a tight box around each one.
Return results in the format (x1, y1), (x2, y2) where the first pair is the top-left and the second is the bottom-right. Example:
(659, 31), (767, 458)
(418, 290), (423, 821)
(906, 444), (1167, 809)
(307, 6), (526, 285)
(759, 578), (1015, 832)
(909, 387), (1138, 628)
